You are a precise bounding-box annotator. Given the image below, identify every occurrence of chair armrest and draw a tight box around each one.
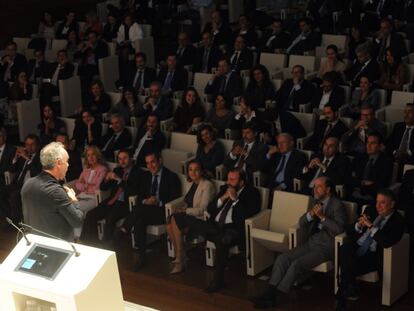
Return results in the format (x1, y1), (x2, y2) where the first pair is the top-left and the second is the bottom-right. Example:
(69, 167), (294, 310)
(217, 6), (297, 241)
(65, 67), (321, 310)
(160, 117), (174, 132)
(334, 232), (348, 293)
(299, 102), (312, 113)
(388, 182), (401, 194)
(180, 156), (196, 175)
(245, 209), (271, 230)
(165, 196), (185, 220)
(215, 164), (226, 180)
(293, 178), (305, 192)
(288, 223), (307, 249)
(375, 107), (386, 121)
(240, 70), (250, 78)
(4, 171), (13, 185)
(402, 83), (411, 92)
(335, 184), (345, 199)
(253, 171), (266, 187)
(296, 133), (313, 149)
(128, 195), (138, 212)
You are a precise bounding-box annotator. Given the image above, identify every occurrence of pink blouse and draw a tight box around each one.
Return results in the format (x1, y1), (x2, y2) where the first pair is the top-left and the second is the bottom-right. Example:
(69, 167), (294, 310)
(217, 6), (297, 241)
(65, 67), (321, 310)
(75, 164), (108, 195)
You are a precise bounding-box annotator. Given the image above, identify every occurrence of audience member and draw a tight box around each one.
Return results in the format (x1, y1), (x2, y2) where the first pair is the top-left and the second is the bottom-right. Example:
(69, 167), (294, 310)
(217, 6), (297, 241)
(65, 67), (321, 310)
(286, 18), (321, 55)
(226, 35), (253, 72)
(110, 87), (139, 125)
(103, 13), (120, 42)
(158, 53), (188, 95)
(38, 104), (67, 146)
(232, 14), (257, 48)
(0, 41), (28, 83)
(80, 11), (103, 39)
(72, 109), (102, 153)
(117, 14), (144, 45)
(244, 64), (276, 110)
(205, 94), (235, 138)
(379, 47), (407, 93)
(373, 18), (407, 61)
(310, 71), (345, 112)
(138, 81), (173, 120)
(203, 10), (232, 48)
(258, 18), (291, 53)
(345, 43), (380, 88)
(83, 80), (111, 120)
(345, 75), (381, 118)
(318, 45), (347, 79)
(8, 71), (33, 101)
(55, 11), (79, 39)
(171, 32), (197, 67)
(100, 114), (132, 161)
(194, 31), (222, 73)
(27, 49), (49, 84)
(66, 30), (82, 62)
(171, 87), (205, 133)
(347, 24), (367, 62)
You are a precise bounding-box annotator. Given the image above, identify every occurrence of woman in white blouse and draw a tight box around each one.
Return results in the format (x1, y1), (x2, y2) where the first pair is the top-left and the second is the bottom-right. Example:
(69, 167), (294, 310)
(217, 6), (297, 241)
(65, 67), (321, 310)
(117, 14), (143, 45)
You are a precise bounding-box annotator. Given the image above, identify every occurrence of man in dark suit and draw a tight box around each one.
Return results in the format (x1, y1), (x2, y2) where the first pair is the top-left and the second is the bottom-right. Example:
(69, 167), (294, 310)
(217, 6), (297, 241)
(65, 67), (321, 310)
(373, 18), (407, 61)
(362, 0), (396, 32)
(192, 168), (261, 292)
(305, 104), (349, 151)
(275, 65), (315, 112)
(266, 133), (307, 192)
(118, 152), (181, 270)
(303, 137), (351, 193)
(117, 52), (157, 94)
(345, 43), (381, 87)
(137, 81), (173, 121)
(336, 189), (405, 311)
(223, 122), (268, 181)
(253, 176), (347, 308)
(158, 53), (188, 96)
(100, 114), (132, 161)
(194, 31), (222, 73)
(352, 132), (393, 205)
(226, 35), (254, 72)
(343, 104), (387, 156)
(258, 18), (292, 53)
(386, 103), (414, 165)
(286, 18), (321, 55)
(0, 41), (27, 82)
(40, 50), (75, 105)
(204, 58), (243, 103)
(171, 31), (196, 68)
(229, 97), (268, 137)
(203, 10), (232, 48)
(0, 134), (41, 223)
(132, 113), (166, 168)
(27, 49), (49, 84)
(310, 71), (345, 111)
(231, 14), (258, 48)
(82, 149), (139, 242)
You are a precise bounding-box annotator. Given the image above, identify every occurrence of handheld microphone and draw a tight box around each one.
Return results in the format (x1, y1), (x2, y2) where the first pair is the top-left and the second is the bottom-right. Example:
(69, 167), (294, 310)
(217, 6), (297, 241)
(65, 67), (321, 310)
(5, 217), (31, 246)
(19, 222), (80, 257)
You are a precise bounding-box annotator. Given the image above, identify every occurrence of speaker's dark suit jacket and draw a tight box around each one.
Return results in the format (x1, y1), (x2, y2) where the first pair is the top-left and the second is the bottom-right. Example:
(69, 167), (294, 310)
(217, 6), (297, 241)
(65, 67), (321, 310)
(100, 128), (132, 161)
(157, 67), (188, 92)
(275, 79), (315, 112)
(267, 149), (308, 191)
(305, 118), (349, 151)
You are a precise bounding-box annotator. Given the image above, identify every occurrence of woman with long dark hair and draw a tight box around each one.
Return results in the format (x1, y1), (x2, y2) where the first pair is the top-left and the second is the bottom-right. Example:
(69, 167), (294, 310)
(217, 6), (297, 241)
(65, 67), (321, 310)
(244, 64), (276, 110)
(171, 87), (205, 133)
(379, 47), (407, 92)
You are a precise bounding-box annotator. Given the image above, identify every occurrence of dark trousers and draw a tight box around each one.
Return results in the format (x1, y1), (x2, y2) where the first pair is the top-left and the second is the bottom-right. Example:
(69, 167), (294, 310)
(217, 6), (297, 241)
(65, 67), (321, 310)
(81, 199), (129, 242)
(132, 204), (166, 255)
(338, 242), (378, 296)
(191, 220), (240, 281)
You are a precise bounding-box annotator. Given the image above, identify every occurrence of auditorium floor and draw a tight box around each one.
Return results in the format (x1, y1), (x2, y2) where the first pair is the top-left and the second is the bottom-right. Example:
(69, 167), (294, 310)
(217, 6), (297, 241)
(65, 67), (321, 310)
(1, 219), (413, 311)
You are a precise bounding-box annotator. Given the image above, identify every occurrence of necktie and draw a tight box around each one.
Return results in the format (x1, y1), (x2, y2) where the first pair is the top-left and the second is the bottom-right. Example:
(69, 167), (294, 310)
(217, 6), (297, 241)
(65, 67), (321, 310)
(363, 157), (374, 180)
(163, 70), (174, 91)
(150, 174), (158, 196)
(103, 134), (117, 152)
(324, 123), (333, 138)
(236, 144), (249, 169)
(220, 75), (227, 93)
(266, 34), (276, 47)
(107, 169), (129, 205)
(357, 216), (383, 256)
(51, 64), (62, 85)
(217, 198), (234, 226)
(134, 70), (143, 90)
(286, 87), (296, 110)
(398, 127), (412, 152)
(274, 154), (286, 183)
(202, 48), (210, 73)
(311, 202), (324, 234)
(133, 132), (149, 161)
(231, 51), (239, 68)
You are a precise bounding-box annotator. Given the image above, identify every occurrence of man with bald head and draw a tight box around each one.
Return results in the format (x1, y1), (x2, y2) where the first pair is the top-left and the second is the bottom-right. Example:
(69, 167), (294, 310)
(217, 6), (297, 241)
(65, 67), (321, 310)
(252, 176), (347, 308)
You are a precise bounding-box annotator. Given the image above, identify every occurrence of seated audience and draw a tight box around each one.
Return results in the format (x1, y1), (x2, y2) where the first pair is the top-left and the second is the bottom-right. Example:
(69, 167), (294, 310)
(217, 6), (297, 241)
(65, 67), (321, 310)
(35, 12), (55, 40)
(342, 104), (387, 156)
(72, 109), (102, 153)
(132, 113), (166, 168)
(286, 18), (321, 55)
(226, 35), (253, 73)
(158, 53), (188, 96)
(244, 64), (276, 110)
(205, 94), (235, 138)
(171, 32), (196, 68)
(266, 133), (307, 192)
(224, 122), (268, 181)
(83, 80), (111, 120)
(38, 104), (67, 146)
(310, 71), (345, 112)
(195, 124), (225, 177)
(110, 87), (139, 125)
(203, 10), (232, 48)
(275, 65), (315, 112)
(137, 81), (173, 121)
(66, 30), (82, 62)
(115, 152), (181, 270)
(55, 134), (82, 182)
(194, 31), (222, 73)
(302, 137), (351, 193)
(166, 160), (217, 273)
(55, 11), (79, 39)
(351, 132), (392, 205)
(229, 97), (266, 138)
(373, 18), (407, 62)
(100, 114), (132, 161)
(204, 58), (243, 103)
(74, 146), (108, 238)
(252, 177), (346, 309)
(232, 14), (257, 48)
(82, 149), (139, 242)
(258, 18), (291, 53)
(347, 24), (367, 62)
(336, 189), (404, 311)
(345, 43), (380, 88)
(318, 45), (347, 79)
(117, 14), (144, 45)
(79, 11), (103, 39)
(379, 47), (407, 93)
(8, 71), (33, 101)
(305, 104), (348, 152)
(345, 75), (380, 118)
(0, 41), (27, 83)
(171, 87), (205, 133)
(103, 13), (120, 42)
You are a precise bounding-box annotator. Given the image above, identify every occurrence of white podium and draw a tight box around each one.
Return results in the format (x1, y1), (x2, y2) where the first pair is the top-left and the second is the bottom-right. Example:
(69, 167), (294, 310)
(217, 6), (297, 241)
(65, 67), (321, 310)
(0, 234), (124, 311)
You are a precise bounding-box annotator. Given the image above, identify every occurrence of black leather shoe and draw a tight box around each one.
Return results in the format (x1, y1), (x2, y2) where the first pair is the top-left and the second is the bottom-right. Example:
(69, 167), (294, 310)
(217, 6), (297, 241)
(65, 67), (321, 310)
(204, 280), (225, 293)
(251, 292), (277, 309)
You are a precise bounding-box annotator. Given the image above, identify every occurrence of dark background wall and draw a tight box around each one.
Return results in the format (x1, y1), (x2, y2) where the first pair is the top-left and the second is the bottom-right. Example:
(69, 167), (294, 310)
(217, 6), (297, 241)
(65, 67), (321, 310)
(0, 0), (100, 47)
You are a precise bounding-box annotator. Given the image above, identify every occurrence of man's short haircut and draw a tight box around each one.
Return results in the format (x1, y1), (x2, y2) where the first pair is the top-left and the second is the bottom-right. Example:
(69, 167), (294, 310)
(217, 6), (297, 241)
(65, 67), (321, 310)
(228, 167), (247, 183)
(117, 149), (131, 158)
(40, 142), (68, 170)
(277, 132), (294, 142)
(320, 176), (335, 194)
(377, 188), (396, 202)
(7, 41), (17, 48)
(144, 151), (161, 161)
(242, 121), (257, 133)
(25, 134), (40, 145)
(367, 131), (384, 144)
(292, 64), (305, 73)
(218, 57), (231, 66)
(324, 103), (338, 112)
(360, 103), (374, 111)
(135, 52), (147, 61)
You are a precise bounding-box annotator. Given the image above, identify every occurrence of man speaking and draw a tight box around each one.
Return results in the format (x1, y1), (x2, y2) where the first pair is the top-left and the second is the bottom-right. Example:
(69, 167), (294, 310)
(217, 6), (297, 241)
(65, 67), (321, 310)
(21, 142), (84, 241)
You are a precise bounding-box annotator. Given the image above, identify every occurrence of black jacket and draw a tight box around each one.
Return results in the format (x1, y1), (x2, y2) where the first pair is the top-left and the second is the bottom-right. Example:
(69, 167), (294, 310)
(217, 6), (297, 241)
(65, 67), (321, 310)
(259, 30), (292, 52)
(27, 60), (49, 83)
(0, 53), (28, 82)
(100, 128), (133, 161)
(226, 48), (254, 72)
(10, 152), (42, 187)
(310, 86), (345, 111)
(275, 79), (315, 112)
(194, 45), (222, 73)
(305, 118), (349, 151)
(204, 71), (243, 102)
(157, 67), (188, 93)
(132, 127), (166, 167)
(0, 144), (16, 186)
(287, 30), (321, 55)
